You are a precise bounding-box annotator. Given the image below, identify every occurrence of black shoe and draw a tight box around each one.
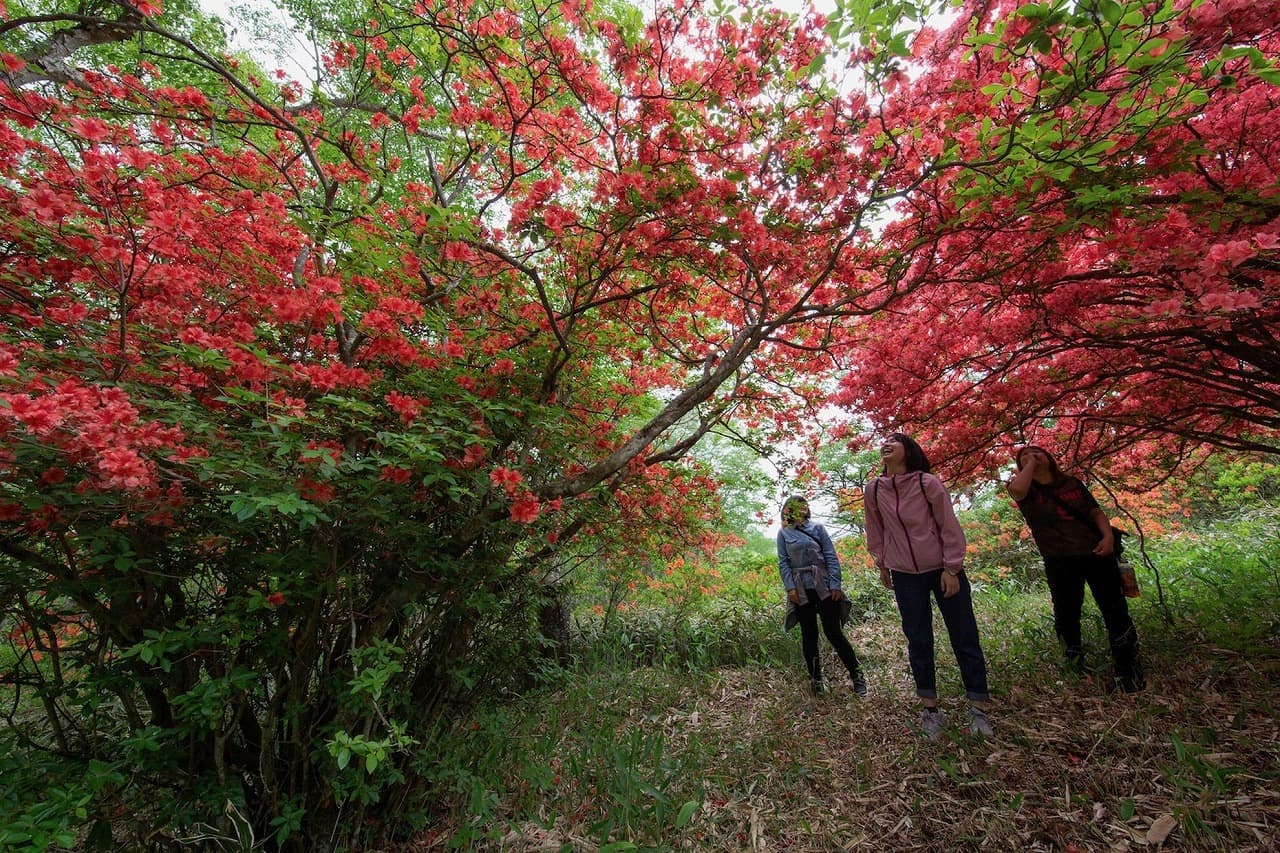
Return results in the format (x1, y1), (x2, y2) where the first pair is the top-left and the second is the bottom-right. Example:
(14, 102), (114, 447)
(1121, 674), (1147, 693)
(1112, 673), (1146, 693)
(1113, 643), (1145, 693)
(851, 671), (868, 696)
(810, 678), (825, 695)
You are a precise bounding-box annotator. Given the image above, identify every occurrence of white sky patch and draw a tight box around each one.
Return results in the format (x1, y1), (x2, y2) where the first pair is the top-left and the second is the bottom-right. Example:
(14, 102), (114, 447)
(198, 0), (317, 81)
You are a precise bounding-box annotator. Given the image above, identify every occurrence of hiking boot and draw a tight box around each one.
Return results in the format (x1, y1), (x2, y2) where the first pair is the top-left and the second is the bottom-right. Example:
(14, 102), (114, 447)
(851, 670), (868, 697)
(920, 707), (946, 741)
(1113, 672), (1147, 694)
(1110, 627), (1144, 691)
(1113, 645), (1146, 693)
(810, 678), (825, 696)
(1064, 650), (1086, 675)
(967, 706), (994, 738)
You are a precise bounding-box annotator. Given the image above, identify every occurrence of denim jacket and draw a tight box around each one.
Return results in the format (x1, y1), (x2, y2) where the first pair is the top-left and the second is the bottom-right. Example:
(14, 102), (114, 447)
(777, 521), (842, 592)
(778, 521), (851, 631)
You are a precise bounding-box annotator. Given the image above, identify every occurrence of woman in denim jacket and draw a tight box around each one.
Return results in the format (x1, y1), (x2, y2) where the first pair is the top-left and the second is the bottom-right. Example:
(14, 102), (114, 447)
(777, 496), (867, 696)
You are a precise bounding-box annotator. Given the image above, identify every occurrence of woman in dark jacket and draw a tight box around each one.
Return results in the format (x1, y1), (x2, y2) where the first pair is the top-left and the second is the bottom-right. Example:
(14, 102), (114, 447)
(1007, 446), (1145, 692)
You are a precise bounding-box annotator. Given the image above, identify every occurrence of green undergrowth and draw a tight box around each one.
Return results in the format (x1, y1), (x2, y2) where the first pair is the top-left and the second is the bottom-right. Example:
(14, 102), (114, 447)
(411, 668), (713, 850)
(409, 519), (1280, 851)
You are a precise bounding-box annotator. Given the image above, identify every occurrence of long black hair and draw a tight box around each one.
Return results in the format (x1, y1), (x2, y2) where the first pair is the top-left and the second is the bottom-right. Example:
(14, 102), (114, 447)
(887, 432), (931, 474)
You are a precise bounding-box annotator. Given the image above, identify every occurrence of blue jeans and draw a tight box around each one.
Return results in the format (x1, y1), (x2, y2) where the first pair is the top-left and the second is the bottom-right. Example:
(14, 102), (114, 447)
(891, 569), (989, 701)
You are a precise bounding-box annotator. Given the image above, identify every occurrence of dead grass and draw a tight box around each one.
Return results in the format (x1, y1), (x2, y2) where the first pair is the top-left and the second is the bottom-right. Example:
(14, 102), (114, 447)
(665, 648), (1279, 852)
(397, 613), (1280, 852)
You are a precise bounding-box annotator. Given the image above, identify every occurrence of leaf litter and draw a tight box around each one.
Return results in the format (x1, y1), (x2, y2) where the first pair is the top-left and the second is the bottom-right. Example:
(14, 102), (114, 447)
(394, 621), (1279, 852)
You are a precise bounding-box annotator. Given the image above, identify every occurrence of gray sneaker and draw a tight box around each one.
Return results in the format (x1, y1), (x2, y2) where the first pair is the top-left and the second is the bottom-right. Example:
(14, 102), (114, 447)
(967, 706), (994, 738)
(920, 707), (946, 741)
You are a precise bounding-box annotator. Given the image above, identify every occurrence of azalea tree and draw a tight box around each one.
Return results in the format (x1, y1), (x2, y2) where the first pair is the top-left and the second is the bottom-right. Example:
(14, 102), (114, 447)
(5, 0), (1271, 844)
(834, 0), (1280, 482)
(0, 0), (966, 844)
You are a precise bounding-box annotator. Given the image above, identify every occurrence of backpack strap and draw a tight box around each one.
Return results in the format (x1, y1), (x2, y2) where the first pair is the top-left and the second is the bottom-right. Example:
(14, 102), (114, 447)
(871, 473), (941, 530)
(918, 471), (940, 531)
(793, 525), (825, 553)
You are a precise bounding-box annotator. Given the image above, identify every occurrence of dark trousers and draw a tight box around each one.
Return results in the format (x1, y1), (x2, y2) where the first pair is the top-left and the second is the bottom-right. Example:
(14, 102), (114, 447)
(1043, 553), (1142, 681)
(796, 588), (861, 682)
(891, 569), (989, 701)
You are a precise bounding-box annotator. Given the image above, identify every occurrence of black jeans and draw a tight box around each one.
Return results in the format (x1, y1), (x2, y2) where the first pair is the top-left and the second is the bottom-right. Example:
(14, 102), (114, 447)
(796, 588), (861, 682)
(891, 569), (989, 701)
(1043, 553), (1142, 681)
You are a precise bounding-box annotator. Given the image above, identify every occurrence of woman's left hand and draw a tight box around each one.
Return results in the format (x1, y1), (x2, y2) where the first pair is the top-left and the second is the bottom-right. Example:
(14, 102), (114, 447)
(829, 588), (844, 602)
(940, 571), (961, 598)
(1092, 533), (1115, 556)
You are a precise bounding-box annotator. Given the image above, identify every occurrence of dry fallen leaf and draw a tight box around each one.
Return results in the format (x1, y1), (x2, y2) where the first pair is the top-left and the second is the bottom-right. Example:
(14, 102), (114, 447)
(1147, 814), (1178, 844)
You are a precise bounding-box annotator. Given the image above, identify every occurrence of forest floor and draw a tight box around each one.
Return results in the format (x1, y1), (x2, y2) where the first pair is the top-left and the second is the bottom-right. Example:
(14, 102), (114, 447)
(399, 600), (1280, 852)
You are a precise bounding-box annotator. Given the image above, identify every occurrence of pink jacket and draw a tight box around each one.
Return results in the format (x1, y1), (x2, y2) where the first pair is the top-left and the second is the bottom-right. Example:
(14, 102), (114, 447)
(865, 471), (967, 574)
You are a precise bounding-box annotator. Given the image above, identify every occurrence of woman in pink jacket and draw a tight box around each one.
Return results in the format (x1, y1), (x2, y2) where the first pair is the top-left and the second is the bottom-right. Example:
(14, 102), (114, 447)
(865, 434), (992, 740)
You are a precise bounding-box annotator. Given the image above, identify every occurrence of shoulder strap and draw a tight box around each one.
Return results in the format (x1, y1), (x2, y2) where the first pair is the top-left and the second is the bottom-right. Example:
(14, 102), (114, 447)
(918, 471), (940, 530)
(794, 526), (823, 548)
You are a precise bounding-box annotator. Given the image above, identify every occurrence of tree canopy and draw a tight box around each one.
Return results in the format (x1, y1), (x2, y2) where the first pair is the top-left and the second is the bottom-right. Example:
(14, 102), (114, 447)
(1, 0), (1277, 846)
(832, 0), (1280, 479)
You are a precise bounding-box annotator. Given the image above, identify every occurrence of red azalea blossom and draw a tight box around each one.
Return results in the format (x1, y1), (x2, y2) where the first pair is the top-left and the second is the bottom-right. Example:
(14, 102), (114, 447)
(489, 466), (522, 496)
(97, 447), (151, 489)
(509, 496), (540, 523)
(379, 465), (412, 484)
(297, 478), (336, 503)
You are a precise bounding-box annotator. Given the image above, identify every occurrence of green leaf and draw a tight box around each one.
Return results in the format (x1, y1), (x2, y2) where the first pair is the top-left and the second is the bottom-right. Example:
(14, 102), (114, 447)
(1097, 0), (1124, 24)
(675, 800), (699, 828)
(85, 819), (115, 851)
